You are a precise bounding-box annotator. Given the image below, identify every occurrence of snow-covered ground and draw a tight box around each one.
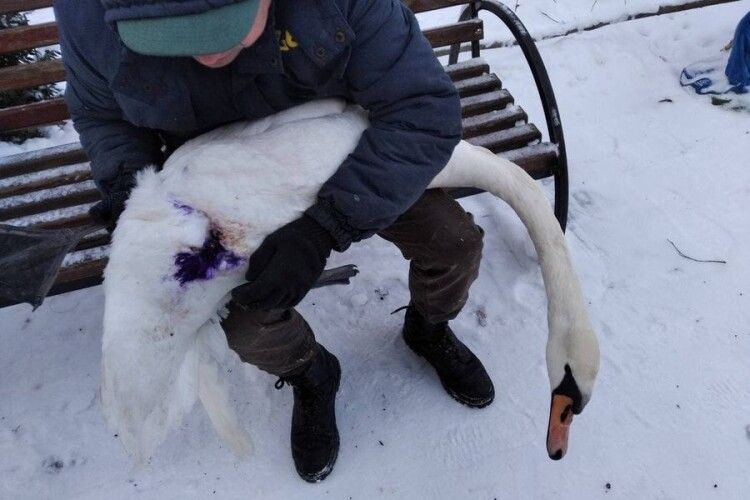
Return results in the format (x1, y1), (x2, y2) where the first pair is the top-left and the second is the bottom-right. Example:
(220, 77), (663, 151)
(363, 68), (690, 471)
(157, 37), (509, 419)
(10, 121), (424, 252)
(2, 1), (750, 499)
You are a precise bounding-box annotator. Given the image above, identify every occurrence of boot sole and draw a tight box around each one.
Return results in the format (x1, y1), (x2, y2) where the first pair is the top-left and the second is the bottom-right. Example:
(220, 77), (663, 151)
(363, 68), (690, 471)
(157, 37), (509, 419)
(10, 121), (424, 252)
(297, 435), (339, 483)
(404, 338), (495, 409)
(442, 380), (495, 409)
(295, 355), (342, 483)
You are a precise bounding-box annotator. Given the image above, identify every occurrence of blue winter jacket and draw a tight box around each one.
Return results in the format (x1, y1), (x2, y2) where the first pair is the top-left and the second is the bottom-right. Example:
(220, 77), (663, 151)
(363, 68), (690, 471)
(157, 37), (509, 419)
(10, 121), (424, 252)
(53, 0), (462, 249)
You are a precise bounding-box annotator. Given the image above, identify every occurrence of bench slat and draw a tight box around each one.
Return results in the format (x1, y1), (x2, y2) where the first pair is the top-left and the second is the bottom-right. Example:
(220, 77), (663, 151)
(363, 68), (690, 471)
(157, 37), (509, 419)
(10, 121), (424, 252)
(62, 245), (109, 268)
(0, 22), (58, 55)
(468, 123), (542, 152)
(449, 143), (557, 200)
(0, 98), (70, 133)
(45, 258), (107, 303)
(461, 89), (514, 117)
(0, 143), (85, 179)
(445, 58), (489, 82)
(448, 143), (558, 203)
(0, 162), (91, 198)
(454, 74), (502, 98)
(5, 204), (95, 229)
(0, 58), (65, 92)
(36, 211), (93, 230)
(0, 180), (100, 222)
(462, 105), (528, 138)
(74, 231), (110, 253)
(0, 0), (53, 15)
(504, 143), (558, 179)
(423, 19), (483, 48)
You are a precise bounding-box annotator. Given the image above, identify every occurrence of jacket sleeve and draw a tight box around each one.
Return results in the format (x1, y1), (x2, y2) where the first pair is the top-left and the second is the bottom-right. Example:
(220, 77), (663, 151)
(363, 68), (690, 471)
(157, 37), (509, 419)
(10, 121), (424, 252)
(305, 0), (462, 250)
(56, 5), (163, 195)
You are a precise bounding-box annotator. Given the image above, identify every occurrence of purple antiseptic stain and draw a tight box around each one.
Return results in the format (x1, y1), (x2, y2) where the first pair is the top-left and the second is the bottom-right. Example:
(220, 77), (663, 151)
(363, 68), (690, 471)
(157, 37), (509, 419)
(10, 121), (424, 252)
(174, 230), (245, 285)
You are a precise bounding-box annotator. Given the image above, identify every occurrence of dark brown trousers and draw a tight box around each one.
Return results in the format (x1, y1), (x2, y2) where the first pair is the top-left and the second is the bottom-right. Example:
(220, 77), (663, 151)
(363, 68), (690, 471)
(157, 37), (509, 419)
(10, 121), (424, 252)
(222, 189), (484, 376)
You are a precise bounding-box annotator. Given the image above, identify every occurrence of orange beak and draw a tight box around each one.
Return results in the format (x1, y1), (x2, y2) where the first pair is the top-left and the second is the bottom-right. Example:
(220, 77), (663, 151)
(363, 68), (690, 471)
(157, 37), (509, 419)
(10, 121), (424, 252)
(546, 394), (574, 460)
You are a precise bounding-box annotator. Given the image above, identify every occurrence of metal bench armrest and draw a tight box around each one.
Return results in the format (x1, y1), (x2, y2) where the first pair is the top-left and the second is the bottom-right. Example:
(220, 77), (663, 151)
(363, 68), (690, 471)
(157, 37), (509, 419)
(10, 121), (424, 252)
(449, 1), (569, 230)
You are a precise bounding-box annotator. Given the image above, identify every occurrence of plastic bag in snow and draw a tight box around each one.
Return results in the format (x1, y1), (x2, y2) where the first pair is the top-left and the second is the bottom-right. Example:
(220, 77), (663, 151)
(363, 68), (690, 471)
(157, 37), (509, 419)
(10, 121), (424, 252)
(680, 12), (750, 111)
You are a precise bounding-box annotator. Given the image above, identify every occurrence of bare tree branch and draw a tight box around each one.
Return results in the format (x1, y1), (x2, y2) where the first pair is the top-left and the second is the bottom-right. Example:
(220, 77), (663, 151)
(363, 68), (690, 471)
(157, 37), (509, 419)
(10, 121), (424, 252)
(667, 239), (727, 264)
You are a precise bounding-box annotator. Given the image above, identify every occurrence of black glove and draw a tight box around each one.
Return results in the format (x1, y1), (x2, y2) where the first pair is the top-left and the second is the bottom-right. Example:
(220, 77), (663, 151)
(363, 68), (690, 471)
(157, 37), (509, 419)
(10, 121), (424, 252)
(89, 172), (137, 231)
(232, 215), (336, 310)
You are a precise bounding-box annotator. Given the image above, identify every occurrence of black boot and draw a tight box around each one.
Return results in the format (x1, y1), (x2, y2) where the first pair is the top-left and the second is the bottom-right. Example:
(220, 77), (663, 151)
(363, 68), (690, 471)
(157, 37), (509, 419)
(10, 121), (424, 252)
(279, 344), (341, 483)
(402, 306), (494, 408)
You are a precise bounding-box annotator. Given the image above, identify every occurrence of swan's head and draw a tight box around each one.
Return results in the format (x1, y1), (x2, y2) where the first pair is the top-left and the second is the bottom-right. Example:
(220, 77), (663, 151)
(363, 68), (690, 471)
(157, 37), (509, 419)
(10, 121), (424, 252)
(545, 313), (600, 460)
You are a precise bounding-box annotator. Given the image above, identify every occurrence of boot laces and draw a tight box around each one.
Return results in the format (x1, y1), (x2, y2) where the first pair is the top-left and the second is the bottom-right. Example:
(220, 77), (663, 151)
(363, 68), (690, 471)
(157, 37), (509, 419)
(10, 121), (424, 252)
(432, 329), (473, 364)
(297, 386), (333, 438)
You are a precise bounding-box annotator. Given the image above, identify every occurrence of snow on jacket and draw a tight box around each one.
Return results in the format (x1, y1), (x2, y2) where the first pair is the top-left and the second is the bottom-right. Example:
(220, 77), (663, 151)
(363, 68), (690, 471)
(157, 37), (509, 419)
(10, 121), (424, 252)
(54, 0), (463, 249)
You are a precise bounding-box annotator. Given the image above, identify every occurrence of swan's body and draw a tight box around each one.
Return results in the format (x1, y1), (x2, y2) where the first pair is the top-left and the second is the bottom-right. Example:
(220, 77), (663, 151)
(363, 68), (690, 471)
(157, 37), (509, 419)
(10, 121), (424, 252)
(102, 99), (599, 462)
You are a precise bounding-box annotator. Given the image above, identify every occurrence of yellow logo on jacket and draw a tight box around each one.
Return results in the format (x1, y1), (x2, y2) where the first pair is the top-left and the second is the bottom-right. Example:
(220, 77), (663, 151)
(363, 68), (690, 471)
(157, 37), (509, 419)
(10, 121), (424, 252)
(277, 30), (299, 52)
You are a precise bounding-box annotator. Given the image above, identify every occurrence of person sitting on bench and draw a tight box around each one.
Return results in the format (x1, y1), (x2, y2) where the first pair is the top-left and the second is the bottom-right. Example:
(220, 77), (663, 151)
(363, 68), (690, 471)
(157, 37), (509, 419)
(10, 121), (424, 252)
(55, 0), (492, 482)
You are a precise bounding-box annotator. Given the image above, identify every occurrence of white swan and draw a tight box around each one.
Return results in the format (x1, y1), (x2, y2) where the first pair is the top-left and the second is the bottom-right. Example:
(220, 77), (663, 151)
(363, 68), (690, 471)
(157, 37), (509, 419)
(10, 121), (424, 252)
(101, 99), (599, 463)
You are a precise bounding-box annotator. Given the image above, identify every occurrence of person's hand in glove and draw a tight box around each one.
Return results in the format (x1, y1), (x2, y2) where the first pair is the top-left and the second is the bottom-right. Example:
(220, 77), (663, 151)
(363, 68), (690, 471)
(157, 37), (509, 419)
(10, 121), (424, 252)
(232, 214), (336, 310)
(89, 170), (138, 232)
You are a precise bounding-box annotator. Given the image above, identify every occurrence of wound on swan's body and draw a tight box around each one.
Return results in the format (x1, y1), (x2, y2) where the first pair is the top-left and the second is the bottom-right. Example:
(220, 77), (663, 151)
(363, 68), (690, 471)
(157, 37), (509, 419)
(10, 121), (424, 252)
(174, 230), (245, 285)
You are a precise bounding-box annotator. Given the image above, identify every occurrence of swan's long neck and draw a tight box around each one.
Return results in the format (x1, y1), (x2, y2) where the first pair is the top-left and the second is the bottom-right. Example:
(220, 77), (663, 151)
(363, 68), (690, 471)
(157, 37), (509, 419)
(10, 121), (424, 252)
(429, 142), (590, 378)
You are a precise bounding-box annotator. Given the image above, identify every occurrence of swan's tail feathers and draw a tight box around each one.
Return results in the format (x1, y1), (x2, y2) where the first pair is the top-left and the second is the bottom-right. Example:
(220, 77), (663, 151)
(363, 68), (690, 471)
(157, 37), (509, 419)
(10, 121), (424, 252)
(100, 336), (200, 465)
(196, 318), (252, 458)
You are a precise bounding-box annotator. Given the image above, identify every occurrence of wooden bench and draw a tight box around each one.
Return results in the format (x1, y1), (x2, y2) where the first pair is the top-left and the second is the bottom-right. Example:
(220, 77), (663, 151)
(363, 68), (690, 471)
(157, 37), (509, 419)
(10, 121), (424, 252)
(0, 0), (569, 307)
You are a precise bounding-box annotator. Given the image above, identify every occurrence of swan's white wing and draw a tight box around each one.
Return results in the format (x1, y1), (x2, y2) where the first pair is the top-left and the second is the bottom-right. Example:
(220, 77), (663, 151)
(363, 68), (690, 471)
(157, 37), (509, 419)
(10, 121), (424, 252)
(100, 102), (368, 460)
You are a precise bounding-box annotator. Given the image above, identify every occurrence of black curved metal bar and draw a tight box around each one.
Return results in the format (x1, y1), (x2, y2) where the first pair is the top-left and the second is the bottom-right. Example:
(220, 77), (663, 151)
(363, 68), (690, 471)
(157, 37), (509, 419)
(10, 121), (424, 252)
(449, 1), (569, 231)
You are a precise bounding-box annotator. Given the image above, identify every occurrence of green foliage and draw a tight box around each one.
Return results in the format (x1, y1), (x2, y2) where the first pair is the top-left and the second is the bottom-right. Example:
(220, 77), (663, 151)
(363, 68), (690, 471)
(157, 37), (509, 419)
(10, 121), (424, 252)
(0, 12), (62, 144)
